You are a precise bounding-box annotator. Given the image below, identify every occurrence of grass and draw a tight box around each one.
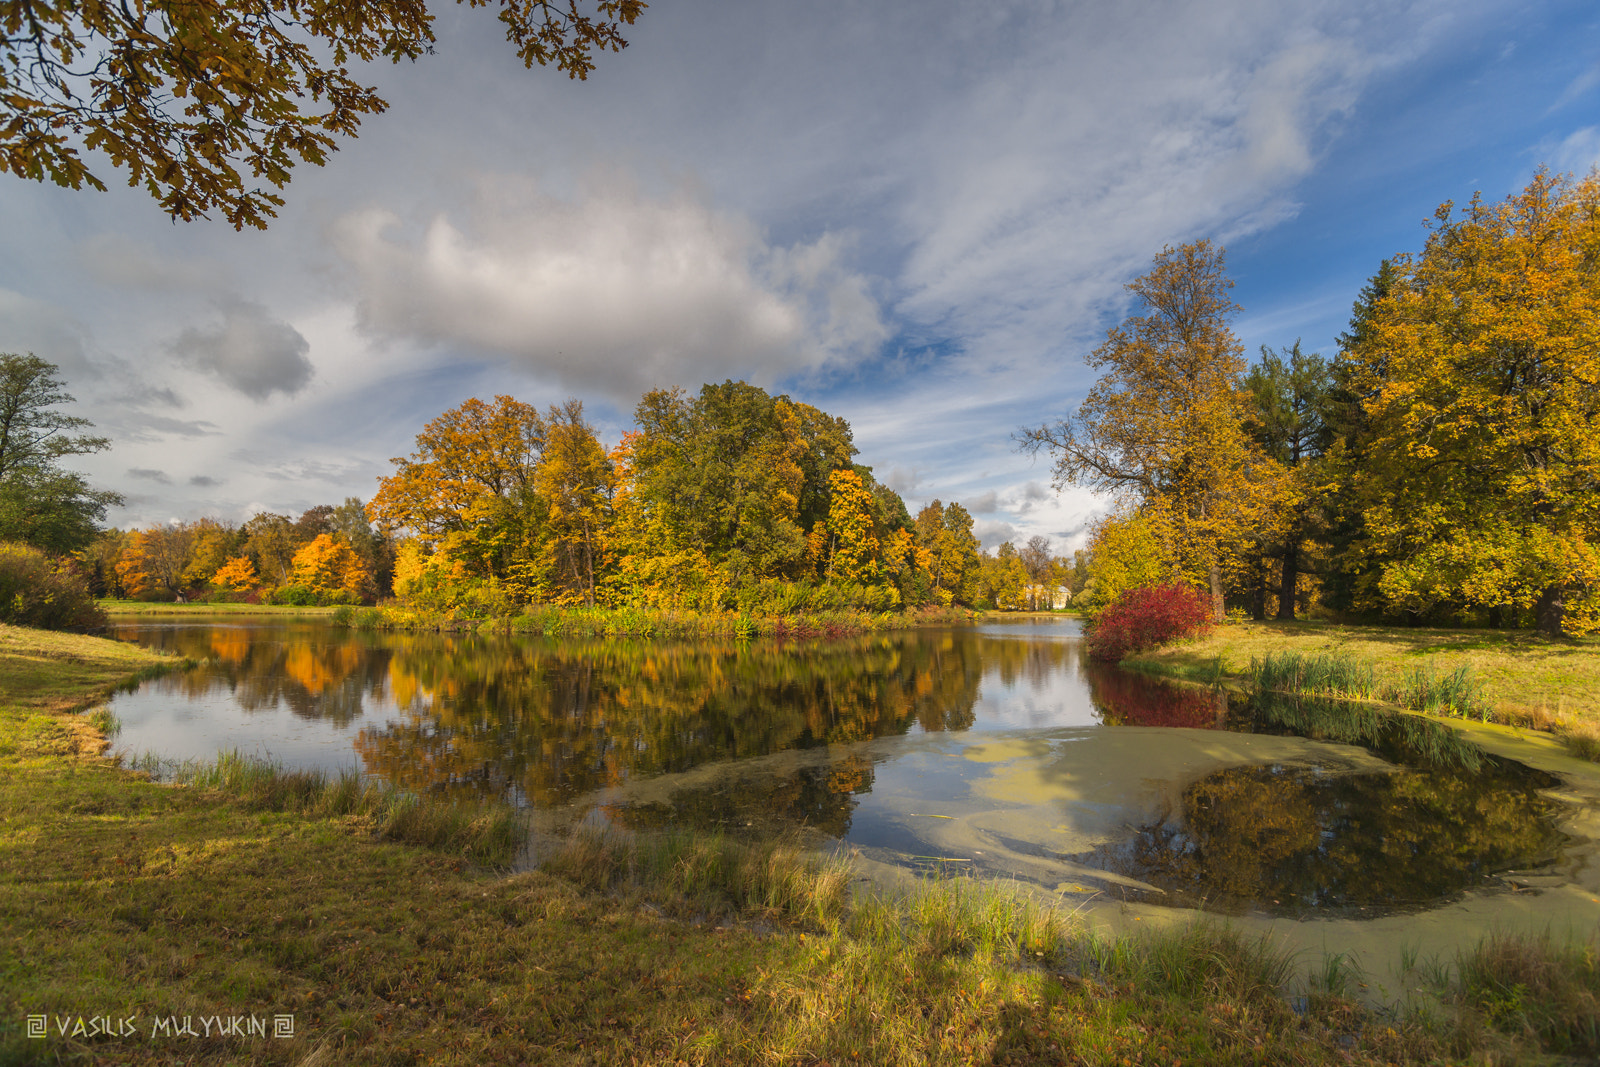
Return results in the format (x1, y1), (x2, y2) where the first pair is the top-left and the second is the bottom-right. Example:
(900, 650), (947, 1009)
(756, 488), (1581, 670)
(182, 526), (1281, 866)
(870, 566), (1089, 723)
(3, 620), (1597, 1064)
(1125, 618), (1600, 757)
(335, 602), (974, 638)
(99, 600), (340, 616)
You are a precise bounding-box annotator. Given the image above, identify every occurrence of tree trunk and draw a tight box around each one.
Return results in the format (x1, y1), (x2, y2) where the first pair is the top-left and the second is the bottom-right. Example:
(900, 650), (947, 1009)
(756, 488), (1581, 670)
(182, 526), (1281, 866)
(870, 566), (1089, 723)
(1276, 539), (1299, 621)
(1250, 554), (1266, 621)
(1208, 559), (1225, 622)
(1536, 584), (1567, 638)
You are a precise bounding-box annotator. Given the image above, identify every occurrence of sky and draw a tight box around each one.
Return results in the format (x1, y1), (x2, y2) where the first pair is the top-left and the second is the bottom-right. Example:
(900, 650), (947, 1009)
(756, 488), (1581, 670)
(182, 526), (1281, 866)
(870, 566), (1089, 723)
(2, 0), (1597, 553)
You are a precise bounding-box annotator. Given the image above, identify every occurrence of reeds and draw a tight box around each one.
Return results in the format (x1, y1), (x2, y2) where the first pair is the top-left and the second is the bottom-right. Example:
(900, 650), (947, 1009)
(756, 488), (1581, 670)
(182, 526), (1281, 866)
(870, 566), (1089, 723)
(128, 750), (526, 867)
(1386, 663), (1491, 719)
(1249, 651), (1375, 698)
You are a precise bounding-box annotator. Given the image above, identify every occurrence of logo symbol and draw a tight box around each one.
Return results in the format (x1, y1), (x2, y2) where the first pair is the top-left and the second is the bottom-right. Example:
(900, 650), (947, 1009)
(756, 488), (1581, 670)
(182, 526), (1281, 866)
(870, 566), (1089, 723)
(272, 1014), (295, 1039)
(25, 1016), (45, 1039)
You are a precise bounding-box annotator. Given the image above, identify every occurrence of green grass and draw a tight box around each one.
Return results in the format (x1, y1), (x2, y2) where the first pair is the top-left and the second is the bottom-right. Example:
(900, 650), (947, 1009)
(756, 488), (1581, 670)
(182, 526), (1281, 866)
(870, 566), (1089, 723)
(3, 621), (1596, 1064)
(1127, 619), (1600, 757)
(339, 602), (974, 638)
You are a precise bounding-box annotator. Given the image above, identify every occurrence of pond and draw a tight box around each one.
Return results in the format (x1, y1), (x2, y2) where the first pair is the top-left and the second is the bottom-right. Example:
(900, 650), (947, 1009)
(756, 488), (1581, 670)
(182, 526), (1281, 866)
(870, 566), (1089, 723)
(105, 614), (1598, 940)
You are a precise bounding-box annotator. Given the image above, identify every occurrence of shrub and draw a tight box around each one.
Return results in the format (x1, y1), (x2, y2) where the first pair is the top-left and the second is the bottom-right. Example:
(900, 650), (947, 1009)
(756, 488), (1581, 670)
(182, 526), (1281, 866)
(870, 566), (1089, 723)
(1085, 582), (1212, 662)
(0, 541), (106, 630)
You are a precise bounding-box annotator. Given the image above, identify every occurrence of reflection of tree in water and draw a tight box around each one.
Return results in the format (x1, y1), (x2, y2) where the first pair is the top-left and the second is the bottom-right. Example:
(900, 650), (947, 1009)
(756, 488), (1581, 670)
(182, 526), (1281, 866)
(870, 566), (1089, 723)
(1082, 756), (1563, 916)
(356, 633), (984, 804)
(1085, 661), (1224, 729)
(976, 632), (1082, 694)
(115, 622), (394, 728)
(606, 754), (876, 840)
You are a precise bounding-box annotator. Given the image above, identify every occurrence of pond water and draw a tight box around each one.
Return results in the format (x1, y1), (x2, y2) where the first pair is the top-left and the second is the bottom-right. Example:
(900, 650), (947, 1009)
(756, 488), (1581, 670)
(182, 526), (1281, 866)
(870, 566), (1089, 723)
(105, 614), (1597, 938)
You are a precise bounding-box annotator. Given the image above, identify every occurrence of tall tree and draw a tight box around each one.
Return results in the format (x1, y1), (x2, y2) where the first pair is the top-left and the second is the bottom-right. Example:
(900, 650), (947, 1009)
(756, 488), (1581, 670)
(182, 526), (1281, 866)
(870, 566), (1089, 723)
(2, 0), (644, 228)
(1345, 169), (1600, 636)
(370, 395), (547, 542)
(630, 381), (808, 586)
(1018, 241), (1283, 619)
(0, 353), (121, 552)
(1244, 340), (1333, 619)
(535, 399), (614, 606)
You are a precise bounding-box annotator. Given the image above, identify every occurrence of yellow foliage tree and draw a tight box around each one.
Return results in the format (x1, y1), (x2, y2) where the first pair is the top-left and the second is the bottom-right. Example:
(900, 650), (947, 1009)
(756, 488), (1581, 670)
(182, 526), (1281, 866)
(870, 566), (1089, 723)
(211, 556), (258, 592)
(824, 469), (880, 584)
(289, 534), (370, 603)
(1348, 169), (1600, 635)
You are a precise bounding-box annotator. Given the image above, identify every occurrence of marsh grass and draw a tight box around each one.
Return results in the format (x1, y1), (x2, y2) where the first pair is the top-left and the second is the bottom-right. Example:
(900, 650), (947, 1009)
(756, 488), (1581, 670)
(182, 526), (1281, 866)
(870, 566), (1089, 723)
(1456, 932), (1600, 1055)
(1250, 650), (1375, 698)
(1386, 663), (1491, 719)
(132, 750), (527, 867)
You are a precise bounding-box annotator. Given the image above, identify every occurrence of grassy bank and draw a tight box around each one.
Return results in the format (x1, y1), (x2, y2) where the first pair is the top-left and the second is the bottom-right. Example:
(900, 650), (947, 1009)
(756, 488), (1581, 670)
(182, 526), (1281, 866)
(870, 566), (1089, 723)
(1123, 620), (1600, 748)
(99, 601), (339, 617)
(4, 623), (1596, 1064)
(332, 602), (974, 638)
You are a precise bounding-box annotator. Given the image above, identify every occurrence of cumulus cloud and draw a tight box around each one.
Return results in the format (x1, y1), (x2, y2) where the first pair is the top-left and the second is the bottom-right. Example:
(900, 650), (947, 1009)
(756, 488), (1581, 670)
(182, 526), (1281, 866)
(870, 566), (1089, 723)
(189, 475), (221, 487)
(127, 468), (172, 484)
(170, 301), (314, 400)
(330, 178), (887, 400)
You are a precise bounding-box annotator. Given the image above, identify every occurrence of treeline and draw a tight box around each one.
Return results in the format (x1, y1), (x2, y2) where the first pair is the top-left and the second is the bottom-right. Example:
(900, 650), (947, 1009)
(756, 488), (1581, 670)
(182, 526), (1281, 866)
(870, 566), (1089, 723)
(1031, 169), (1600, 636)
(85, 502), (393, 605)
(366, 381), (1075, 615)
(81, 380), (1079, 613)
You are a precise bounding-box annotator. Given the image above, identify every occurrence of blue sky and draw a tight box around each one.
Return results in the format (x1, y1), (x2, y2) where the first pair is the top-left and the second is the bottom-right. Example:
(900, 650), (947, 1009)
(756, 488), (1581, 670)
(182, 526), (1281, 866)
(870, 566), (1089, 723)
(1, 0), (1596, 552)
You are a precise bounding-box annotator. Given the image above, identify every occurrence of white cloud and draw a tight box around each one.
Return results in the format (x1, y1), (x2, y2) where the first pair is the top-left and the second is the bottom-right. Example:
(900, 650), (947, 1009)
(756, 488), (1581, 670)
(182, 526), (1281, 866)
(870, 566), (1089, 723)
(330, 177), (887, 401)
(1549, 126), (1600, 177)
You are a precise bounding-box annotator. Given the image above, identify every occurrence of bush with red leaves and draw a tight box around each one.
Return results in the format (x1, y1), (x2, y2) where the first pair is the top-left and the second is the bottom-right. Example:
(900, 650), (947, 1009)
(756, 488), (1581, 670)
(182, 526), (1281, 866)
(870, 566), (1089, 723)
(1085, 583), (1214, 662)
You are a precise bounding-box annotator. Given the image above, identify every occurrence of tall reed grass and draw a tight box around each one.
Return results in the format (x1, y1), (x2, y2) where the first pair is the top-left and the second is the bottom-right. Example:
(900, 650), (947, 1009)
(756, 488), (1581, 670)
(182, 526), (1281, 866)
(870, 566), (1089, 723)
(128, 750), (526, 867)
(1249, 651), (1375, 698)
(1386, 663), (1491, 720)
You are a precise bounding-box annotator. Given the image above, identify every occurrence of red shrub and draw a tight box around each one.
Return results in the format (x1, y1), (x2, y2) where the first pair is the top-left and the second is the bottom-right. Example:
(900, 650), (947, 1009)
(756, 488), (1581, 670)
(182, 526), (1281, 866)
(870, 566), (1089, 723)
(1085, 583), (1213, 662)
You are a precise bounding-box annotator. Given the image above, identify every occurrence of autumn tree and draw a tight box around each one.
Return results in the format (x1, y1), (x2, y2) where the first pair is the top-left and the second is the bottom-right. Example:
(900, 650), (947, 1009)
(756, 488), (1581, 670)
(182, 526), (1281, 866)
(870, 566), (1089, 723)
(2, 1), (644, 229)
(823, 468), (880, 584)
(536, 399), (614, 606)
(629, 382), (809, 589)
(182, 518), (241, 588)
(1344, 169), (1600, 636)
(211, 556), (259, 593)
(1019, 241), (1285, 619)
(912, 499), (980, 605)
(115, 523), (197, 598)
(1079, 508), (1172, 613)
(371, 395), (549, 590)
(289, 533), (370, 603)
(0, 354), (121, 552)
(242, 512), (298, 585)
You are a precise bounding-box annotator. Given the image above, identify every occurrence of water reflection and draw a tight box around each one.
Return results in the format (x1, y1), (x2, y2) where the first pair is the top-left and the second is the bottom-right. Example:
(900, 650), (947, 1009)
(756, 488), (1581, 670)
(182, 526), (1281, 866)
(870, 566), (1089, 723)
(1077, 694), (1566, 916)
(107, 618), (1572, 917)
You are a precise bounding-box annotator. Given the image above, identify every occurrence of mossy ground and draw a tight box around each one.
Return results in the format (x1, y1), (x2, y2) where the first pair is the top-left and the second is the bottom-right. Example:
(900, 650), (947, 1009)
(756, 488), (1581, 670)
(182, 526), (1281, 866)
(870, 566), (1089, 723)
(2, 622), (1593, 1064)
